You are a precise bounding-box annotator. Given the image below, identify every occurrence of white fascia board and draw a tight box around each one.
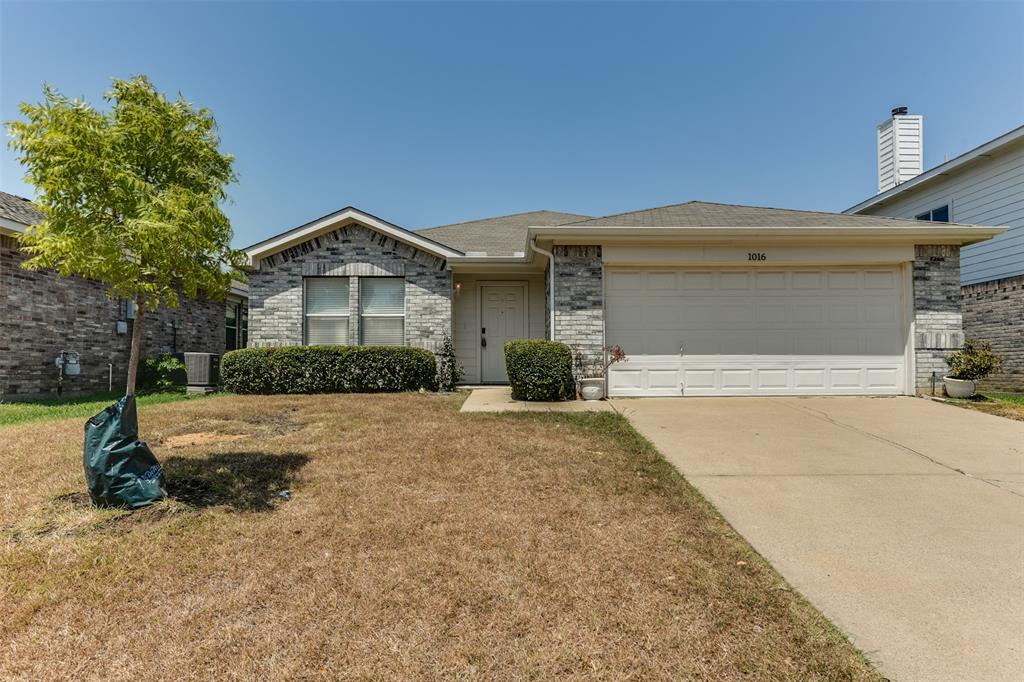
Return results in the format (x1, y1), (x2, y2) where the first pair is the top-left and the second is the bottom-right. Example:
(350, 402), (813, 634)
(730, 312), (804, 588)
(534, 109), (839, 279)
(845, 124), (1024, 214)
(229, 280), (250, 297)
(244, 207), (463, 265)
(0, 216), (28, 236)
(528, 225), (1007, 247)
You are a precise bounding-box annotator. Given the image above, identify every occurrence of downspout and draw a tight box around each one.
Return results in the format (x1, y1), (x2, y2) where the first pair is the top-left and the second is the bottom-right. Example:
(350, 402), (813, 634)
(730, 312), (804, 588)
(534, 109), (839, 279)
(529, 239), (555, 340)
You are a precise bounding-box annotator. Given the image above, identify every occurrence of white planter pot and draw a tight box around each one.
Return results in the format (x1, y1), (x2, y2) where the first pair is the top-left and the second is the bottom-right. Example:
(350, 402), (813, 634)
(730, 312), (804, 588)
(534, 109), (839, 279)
(579, 377), (605, 401)
(943, 376), (977, 399)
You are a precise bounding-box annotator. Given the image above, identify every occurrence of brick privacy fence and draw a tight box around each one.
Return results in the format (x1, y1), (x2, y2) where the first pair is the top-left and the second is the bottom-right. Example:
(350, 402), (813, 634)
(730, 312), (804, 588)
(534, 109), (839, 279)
(913, 245), (965, 393)
(248, 223), (452, 352)
(1, 235), (226, 399)
(961, 274), (1024, 392)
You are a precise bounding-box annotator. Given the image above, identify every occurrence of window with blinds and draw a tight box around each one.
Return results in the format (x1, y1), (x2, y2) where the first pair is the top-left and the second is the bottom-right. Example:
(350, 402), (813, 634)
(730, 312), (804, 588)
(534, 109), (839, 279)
(304, 277), (350, 345)
(360, 278), (405, 346)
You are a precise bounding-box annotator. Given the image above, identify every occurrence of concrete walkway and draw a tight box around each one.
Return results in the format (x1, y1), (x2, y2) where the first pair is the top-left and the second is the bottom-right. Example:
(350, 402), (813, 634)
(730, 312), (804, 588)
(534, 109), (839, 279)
(461, 386), (615, 413)
(617, 396), (1024, 682)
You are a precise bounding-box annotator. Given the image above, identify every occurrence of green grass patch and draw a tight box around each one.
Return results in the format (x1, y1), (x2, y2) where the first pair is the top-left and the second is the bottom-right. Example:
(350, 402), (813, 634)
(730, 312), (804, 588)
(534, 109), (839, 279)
(989, 393), (1024, 406)
(0, 391), (206, 428)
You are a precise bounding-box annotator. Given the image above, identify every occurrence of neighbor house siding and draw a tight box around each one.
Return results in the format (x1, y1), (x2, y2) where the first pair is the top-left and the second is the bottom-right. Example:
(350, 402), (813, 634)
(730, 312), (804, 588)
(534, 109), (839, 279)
(0, 234), (226, 399)
(960, 274), (1024, 392)
(248, 222), (452, 351)
(913, 245), (964, 392)
(856, 139), (1024, 285)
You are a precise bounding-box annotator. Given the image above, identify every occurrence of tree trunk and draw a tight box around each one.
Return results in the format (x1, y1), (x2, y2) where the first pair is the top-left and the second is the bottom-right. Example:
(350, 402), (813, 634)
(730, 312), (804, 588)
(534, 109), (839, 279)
(126, 296), (145, 396)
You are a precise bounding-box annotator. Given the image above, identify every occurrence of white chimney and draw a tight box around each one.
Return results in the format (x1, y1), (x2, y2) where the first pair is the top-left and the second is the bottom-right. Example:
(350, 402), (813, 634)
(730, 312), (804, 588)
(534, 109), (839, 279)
(877, 107), (923, 193)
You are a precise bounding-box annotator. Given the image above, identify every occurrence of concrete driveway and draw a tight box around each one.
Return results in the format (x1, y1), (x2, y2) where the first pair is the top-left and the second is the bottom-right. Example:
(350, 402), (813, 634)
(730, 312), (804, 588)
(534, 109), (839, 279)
(616, 396), (1024, 682)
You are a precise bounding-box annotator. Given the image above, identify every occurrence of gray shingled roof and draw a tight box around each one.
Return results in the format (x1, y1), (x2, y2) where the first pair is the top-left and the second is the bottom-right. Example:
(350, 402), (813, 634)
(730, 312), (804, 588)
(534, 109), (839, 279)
(416, 210), (590, 256)
(0, 191), (43, 227)
(561, 200), (972, 228)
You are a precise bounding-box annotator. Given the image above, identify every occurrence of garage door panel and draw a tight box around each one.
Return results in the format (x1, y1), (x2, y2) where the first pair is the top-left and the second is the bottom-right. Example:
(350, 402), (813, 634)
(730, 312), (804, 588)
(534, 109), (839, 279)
(606, 266), (907, 397)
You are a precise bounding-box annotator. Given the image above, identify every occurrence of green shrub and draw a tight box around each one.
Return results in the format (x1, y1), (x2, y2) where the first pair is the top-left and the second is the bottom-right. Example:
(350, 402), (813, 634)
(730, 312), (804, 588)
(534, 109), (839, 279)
(220, 346), (437, 394)
(139, 353), (186, 392)
(505, 340), (573, 401)
(946, 339), (1003, 381)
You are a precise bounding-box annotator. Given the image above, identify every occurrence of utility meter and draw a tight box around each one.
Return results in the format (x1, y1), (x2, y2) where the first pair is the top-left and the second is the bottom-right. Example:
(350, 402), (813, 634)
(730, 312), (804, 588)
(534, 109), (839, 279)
(56, 351), (81, 376)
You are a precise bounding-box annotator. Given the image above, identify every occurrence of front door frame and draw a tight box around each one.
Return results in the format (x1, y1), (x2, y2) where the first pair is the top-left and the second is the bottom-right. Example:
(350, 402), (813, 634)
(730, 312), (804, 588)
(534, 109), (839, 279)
(477, 281), (529, 383)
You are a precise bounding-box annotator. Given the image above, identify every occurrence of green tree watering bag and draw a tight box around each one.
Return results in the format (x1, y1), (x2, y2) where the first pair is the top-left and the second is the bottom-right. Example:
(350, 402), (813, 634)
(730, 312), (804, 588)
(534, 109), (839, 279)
(84, 395), (165, 508)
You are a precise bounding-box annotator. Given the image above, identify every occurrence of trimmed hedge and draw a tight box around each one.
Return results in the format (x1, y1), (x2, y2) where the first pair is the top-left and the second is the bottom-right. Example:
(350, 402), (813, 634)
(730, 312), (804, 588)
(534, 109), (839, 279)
(505, 340), (574, 401)
(221, 346), (438, 394)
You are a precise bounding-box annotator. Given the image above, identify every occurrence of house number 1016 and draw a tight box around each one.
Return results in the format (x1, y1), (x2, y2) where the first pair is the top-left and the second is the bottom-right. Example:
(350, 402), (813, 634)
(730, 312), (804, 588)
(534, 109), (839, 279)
(747, 252), (767, 261)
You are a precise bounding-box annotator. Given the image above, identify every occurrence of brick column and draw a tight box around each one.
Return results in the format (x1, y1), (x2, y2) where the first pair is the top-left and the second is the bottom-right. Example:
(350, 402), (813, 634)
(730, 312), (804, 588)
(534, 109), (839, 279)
(552, 246), (604, 371)
(913, 245), (963, 392)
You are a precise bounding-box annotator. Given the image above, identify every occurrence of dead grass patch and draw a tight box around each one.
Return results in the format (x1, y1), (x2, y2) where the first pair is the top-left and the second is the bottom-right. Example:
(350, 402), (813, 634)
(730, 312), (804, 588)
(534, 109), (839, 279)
(162, 432), (247, 448)
(0, 393), (879, 680)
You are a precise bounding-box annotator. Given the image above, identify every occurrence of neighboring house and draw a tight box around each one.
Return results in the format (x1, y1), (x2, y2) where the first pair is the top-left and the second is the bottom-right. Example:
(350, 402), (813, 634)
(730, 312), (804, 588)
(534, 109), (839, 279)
(244, 201), (1001, 397)
(846, 112), (1024, 390)
(0, 191), (248, 399)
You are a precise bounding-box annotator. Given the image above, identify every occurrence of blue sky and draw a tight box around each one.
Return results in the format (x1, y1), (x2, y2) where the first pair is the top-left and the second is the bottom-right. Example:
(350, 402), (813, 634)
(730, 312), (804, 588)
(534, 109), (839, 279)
(2, 1), (1022, 247)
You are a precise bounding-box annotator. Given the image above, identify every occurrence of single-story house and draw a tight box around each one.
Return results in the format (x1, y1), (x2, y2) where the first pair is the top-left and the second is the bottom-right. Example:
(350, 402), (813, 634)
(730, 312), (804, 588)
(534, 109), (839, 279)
(845, 112), (1024, 391)
(0, 190), (248, 399)
(244, 200), (1003, 397)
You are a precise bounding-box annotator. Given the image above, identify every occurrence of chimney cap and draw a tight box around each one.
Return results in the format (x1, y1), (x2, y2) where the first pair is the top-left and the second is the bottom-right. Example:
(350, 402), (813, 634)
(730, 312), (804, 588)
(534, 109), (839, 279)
(891, 106), (909, 117)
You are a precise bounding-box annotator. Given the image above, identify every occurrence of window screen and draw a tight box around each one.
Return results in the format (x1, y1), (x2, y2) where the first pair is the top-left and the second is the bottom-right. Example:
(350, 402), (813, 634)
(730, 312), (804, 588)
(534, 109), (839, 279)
(360, 278), (405, 346)
(304, 278), (350, 345)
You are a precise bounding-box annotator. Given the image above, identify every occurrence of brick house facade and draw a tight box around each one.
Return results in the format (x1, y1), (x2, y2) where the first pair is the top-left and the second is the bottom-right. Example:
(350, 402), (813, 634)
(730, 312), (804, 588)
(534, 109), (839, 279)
(1, 234), (230, 399)
(249, 223), (451, 351)
(245, 203), (998, 397)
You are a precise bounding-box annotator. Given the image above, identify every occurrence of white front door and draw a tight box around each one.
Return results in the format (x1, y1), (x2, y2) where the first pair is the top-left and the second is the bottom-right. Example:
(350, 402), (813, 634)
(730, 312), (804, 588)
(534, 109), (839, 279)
(605, 267), (909, 397)
(480, 285), (527, 383)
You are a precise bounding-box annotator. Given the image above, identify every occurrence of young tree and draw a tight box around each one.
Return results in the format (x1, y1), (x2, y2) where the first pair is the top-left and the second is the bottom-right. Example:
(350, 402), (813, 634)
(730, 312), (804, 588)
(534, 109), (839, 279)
(7, 76), (245, 394)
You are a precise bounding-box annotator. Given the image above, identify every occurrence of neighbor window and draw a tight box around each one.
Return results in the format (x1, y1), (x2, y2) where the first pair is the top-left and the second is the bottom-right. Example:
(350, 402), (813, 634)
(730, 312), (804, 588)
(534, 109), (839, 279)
(304, 277), (350, 345)
(226, 302), (239, 351)
(240, 306), (248, 349)
(360, 278), (405, 346)
(915, 204), (950, 222)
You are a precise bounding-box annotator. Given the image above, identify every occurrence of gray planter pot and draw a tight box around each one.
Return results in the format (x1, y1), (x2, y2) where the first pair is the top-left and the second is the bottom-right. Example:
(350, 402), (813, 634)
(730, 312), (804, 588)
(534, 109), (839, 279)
(579, 377), (605, 401)
(943, 376), (977, 399)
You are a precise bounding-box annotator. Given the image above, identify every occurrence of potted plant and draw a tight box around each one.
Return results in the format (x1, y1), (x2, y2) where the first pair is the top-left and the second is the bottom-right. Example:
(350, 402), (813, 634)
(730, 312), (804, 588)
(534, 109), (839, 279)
(944, 339), (1003, 399)
(573, 345), (627, 401)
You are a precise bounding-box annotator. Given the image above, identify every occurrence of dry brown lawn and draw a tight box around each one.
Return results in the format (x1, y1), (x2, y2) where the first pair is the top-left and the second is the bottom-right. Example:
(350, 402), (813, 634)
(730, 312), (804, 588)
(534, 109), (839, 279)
(1, 393), (879, 681)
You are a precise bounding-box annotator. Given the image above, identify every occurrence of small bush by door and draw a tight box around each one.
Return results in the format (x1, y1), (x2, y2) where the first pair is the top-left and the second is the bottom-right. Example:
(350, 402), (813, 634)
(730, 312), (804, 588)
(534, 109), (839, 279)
(504, 340), (574, 401)
(221, 346), (437, 394)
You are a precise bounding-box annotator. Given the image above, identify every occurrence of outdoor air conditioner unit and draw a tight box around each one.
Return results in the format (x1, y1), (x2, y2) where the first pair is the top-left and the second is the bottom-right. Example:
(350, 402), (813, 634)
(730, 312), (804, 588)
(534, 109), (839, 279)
(184, 353), (220, 394)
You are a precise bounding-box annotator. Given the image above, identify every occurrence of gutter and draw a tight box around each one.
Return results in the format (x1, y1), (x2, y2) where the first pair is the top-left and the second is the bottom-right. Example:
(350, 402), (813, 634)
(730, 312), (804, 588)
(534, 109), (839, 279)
(529, 239), (555, 340)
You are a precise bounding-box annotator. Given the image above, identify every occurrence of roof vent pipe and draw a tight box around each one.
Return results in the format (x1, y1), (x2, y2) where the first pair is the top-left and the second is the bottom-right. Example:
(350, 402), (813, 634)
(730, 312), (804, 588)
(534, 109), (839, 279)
(529, 239), (556, 340)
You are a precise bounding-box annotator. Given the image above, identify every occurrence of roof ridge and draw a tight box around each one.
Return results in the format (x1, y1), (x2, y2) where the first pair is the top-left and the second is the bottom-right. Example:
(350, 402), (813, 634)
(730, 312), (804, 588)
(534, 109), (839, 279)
(559, 200), (700, 225)
(418, 209), (585, 232)
(0, 191), (35, 203)
(561, 199), (978, 226)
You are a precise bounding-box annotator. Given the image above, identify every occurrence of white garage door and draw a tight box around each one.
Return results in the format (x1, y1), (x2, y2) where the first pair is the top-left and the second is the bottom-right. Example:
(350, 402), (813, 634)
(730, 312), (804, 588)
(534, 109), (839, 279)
(605, 267), (908, 397)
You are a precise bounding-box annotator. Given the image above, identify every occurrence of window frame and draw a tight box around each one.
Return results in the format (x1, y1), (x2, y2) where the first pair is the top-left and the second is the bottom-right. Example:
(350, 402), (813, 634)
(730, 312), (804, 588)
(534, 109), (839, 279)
(226, 301), (240, 351)
(359, 277), (407, 346)
(303, 276), (352, 346)
(915, 204), (951, 222)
